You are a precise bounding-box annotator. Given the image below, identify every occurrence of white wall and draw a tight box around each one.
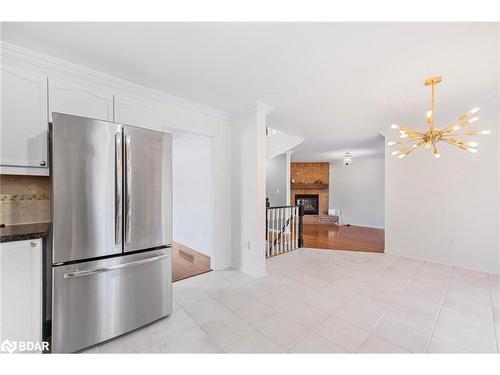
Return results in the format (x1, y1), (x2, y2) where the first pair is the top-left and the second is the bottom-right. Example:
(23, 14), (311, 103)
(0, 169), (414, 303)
(385, 25), (500, 275)
(330, 157), (385, 228)
(230, 103), (270, 277)
(173, 133), (213, 257)
(385, 124), (500, 274)
(266, 154), (288, 207)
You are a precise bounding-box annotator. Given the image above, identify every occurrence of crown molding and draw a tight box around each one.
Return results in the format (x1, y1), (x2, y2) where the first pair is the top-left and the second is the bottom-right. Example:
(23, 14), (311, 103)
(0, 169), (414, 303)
(229, 101), (274, 121)
(0, 41), (230, 121)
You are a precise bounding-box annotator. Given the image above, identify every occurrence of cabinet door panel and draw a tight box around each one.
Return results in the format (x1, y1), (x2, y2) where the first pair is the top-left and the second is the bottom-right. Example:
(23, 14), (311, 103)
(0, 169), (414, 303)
(114, 94), (162, 130)
(1, 65), (48, 168)
(0, 239), (42, 351)
(48, 77), (114, 122)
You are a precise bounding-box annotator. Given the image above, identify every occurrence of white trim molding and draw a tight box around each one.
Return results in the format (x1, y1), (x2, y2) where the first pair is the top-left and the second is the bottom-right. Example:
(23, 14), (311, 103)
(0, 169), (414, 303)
(0, 41), (230, 121)
(229, 101), (274, 121)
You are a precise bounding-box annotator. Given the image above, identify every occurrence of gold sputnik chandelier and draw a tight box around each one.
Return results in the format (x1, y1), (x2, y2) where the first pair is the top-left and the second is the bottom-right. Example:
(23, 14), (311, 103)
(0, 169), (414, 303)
(388, 76), (490, 159)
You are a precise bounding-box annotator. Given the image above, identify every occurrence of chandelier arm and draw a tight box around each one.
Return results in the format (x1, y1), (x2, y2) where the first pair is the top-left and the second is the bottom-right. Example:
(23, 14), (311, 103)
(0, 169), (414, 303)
(440, 133), (478, 137)
(394, 136), (424, 142)
(431, 142), (439, 157)
(439, 136), (461, 142)
(440, 114), (470, 134)
(388, 137), (425, 149)
(404, 142), (425, 156)
(399, 126), (426, 137)
(401, 140), (425, 154)
(440, 138), (463, 146)
(440, 123), (459, 135)
(406, 130), (426, 137)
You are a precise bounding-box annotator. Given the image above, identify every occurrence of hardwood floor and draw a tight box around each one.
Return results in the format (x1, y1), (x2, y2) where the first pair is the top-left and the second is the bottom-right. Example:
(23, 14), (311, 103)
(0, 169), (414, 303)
(172, 241), (211, 282)
(303, 224), (384, 253)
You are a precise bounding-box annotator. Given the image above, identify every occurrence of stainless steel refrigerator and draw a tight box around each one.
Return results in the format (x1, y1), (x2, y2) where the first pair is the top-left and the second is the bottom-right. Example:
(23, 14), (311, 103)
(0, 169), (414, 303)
(48, 113), (172, 353)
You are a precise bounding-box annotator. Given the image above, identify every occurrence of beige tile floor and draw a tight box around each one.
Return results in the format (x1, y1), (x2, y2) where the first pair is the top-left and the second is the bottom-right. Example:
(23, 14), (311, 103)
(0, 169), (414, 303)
(83, 248), (500, 353)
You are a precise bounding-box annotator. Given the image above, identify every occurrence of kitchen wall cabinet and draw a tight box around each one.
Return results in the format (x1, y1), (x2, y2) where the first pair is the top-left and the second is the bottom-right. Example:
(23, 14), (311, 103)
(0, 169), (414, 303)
(0, 239), (42, 352)
(48, 77), (114, 122)
(114, 94), (162, 131)
(0, 65), (49, 175)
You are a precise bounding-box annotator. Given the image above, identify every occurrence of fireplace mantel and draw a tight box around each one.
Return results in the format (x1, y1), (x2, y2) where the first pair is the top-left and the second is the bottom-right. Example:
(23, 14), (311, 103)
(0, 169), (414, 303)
(291, 183), (329, 190)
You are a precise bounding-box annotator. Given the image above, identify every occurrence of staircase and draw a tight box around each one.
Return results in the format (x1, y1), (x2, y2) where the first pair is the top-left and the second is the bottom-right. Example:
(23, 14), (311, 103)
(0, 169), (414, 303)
(265, 198), (304, 258)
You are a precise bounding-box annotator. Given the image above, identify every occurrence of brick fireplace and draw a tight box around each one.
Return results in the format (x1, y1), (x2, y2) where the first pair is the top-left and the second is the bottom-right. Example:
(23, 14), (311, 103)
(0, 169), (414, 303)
(291, 162), (335, 224)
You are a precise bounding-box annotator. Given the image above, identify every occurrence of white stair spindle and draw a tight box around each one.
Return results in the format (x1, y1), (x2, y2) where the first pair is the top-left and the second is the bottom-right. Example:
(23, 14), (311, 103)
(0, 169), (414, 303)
(280, 208), (284, 254)
(271, 209), (275, 256)
(287, 207), (292, 251)
(295, 206), (298, 249)
(266, 208), (270, 257)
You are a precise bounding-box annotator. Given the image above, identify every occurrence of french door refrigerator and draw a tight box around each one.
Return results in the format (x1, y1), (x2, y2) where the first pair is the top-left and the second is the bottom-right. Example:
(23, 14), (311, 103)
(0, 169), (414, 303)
(48, 113), (172, 353)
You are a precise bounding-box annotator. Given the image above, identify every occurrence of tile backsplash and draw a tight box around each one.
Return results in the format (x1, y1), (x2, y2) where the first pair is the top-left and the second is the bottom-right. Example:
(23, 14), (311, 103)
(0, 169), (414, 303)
(0, 174), (51, 225)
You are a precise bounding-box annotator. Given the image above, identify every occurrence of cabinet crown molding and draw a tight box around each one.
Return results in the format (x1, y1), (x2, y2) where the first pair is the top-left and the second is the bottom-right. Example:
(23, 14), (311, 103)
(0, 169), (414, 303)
(1, 41), (230, 121)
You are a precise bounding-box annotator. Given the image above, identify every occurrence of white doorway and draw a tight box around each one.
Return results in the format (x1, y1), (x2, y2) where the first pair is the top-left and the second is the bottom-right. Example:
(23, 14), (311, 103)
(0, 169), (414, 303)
(170, 130), (214, 281)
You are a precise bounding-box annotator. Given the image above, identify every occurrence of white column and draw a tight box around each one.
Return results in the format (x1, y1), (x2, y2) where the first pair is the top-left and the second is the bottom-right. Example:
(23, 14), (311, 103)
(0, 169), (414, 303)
(230, 102), (273, 277)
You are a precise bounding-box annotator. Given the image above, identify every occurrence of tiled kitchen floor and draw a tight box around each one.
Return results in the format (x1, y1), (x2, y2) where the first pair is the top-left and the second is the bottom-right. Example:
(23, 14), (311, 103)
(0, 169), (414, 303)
(84, 248), (500, 353)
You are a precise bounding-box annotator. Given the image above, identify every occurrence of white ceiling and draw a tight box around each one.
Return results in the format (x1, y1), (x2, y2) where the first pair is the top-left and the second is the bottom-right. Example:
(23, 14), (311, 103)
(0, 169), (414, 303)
(2, 22), (498, 161)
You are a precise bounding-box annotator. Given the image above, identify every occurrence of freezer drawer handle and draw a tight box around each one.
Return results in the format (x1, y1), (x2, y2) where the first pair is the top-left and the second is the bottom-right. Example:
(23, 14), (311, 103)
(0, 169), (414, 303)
(63, 252), (168, 279)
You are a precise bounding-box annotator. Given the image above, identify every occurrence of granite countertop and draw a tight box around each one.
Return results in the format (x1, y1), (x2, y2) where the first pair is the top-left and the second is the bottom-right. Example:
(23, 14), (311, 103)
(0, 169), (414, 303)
(0, 222), (50, 243)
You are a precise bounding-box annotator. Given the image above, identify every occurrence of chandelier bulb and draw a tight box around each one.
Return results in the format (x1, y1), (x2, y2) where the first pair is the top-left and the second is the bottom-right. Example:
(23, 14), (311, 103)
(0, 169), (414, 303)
(390, 124), (400, 130)
(387, 141), (397, 146)
(467, 147), (478, 154)
(425, 143), (431, 148)
(398, 153), (406, 159)
(468, 107), (480, 115)
(426, 110), (432, 118)
(468, 141), (479, 147)
(400, 133), (408, 138)
(480, 130), (491, 135)
(468, 117), (479, 123)
(434, 152), (441, 159)
(391, 150), (399, 156)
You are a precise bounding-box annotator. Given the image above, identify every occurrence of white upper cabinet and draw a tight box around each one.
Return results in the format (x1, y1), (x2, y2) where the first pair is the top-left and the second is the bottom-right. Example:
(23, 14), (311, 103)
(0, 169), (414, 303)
(114, 94), (162, 131)
(48, 77), (114, 122)
(1, 65), (49, 170)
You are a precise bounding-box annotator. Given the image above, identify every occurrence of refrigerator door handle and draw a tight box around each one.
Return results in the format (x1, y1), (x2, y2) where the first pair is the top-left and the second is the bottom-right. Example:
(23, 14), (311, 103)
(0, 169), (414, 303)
(115, 132), (123, 245)
(63, 252), (168, 279)
(125, 134), (132, 243)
